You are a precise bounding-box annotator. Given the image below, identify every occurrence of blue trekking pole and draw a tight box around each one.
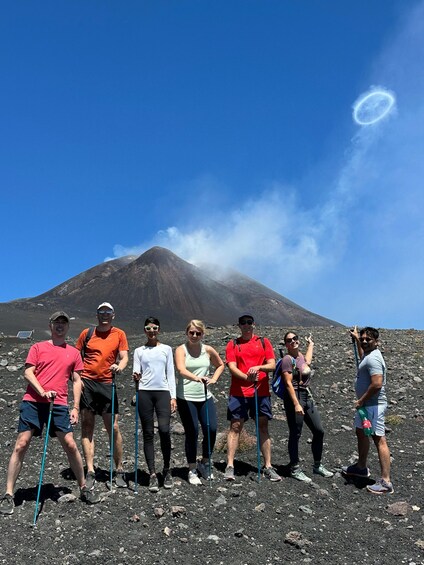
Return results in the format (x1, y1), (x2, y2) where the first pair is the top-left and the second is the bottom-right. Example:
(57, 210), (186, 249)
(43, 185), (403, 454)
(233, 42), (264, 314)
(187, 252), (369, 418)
(109, 375), (116, 491)
(33, 399), (54, 525)
(254, 383), (261, 483)
(203, 381), (212, 487)
(134, 380), (139, 494)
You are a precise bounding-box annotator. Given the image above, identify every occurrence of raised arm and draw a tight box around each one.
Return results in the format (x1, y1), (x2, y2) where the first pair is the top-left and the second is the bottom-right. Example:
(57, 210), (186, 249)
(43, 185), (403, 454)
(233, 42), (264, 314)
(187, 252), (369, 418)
(304, 334), (314, 365)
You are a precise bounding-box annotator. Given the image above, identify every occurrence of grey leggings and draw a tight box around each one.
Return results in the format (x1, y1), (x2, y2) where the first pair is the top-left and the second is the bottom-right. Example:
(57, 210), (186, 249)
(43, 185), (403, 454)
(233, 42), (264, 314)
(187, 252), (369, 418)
(283, 388), (325, 467)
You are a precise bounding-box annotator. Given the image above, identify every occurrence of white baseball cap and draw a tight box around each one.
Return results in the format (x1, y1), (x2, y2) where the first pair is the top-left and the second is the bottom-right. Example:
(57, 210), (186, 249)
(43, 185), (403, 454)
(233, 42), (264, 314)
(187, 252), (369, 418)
(97, 302), (114, 312)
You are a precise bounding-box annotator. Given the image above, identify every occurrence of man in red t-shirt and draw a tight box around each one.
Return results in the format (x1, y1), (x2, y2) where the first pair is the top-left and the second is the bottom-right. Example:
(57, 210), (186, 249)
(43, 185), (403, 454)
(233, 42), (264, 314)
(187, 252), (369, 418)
(75, 302), (129, 490)
(0, 312), (99, 516)
(224, 314), (281, 482)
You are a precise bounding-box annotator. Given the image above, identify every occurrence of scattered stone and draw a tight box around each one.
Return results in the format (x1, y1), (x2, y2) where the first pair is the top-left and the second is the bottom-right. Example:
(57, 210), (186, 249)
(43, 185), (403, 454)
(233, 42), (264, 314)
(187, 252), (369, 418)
(254, 503), (265, 512)
(58, 494), (77, 503)
(285, 531), (312, 549)
(386, 502), (412, 516)
(163, 527), (172, 537)
(213, 495), (227, 507)
(170, 422), (185, 435)
(154, 507), (165, 518)
(299, 505), (313, 515)
(171, 506), (186, 517)
(129, 514), (140, 522)
(207, 535), (220, 542)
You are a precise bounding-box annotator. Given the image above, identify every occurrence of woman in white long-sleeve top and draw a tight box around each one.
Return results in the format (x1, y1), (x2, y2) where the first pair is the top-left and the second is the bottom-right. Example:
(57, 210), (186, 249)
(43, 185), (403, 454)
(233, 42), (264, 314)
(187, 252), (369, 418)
(133, 317), (176, 492)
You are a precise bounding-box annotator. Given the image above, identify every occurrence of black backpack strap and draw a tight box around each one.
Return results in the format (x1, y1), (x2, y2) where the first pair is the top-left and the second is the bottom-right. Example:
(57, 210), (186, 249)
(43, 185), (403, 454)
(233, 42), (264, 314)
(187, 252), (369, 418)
(81, 327), (95, 359)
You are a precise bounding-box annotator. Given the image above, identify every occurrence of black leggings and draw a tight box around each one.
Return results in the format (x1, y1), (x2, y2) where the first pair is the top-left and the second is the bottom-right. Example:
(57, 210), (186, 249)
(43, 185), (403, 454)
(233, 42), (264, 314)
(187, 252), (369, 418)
(177, 397), (217, 464)
(138, 390), (171, 474)
(283, 388), (325, 467)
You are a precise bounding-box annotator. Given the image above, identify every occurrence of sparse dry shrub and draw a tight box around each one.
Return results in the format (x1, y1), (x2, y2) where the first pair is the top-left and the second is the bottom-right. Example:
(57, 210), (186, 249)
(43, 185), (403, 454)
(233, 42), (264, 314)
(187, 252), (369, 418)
(385, 414), (404, 426)
(214, 428), (257, 453)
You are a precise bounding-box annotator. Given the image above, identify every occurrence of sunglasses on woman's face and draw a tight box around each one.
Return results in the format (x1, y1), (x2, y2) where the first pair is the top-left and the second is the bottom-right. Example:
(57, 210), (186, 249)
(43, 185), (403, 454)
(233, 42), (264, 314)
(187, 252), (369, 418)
(239, 319), (253, 326)
(145, 325), (159, 332)
(188, 331), (202, 337)
(285, 336), (299, 344)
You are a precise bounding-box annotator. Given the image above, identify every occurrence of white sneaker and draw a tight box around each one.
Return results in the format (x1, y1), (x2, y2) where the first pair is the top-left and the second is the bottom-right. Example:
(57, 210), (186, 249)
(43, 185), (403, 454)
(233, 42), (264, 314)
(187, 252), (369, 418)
(197, 460), (214, 480)
(188, 469), (202, 485)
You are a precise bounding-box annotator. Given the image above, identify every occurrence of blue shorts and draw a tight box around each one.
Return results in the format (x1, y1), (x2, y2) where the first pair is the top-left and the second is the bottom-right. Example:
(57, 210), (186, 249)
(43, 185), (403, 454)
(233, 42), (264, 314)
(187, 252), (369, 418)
(18, 401), (73, 438)
(354, 403), (387, 436)
(227, 395), (273, 422)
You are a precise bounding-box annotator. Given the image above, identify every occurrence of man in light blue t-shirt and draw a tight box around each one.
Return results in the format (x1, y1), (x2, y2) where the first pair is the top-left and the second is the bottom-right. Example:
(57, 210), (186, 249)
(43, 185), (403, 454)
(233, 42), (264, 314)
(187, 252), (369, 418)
(342, 327), (393, 495)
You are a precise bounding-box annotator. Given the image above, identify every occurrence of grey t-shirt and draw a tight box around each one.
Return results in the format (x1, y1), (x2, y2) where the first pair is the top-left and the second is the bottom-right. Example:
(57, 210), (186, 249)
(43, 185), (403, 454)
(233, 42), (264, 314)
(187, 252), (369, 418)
(355, 348), (387, 406)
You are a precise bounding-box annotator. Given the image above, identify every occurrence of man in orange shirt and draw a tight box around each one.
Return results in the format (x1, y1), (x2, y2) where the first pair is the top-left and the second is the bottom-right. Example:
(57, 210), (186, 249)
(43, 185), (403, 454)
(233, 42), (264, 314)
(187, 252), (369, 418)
(76, 302), (129, 490)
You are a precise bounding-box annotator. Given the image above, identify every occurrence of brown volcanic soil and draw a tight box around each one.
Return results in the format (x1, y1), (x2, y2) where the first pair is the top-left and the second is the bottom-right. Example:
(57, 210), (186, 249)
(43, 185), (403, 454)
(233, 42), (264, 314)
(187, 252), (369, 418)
(0, 326), (423, 565)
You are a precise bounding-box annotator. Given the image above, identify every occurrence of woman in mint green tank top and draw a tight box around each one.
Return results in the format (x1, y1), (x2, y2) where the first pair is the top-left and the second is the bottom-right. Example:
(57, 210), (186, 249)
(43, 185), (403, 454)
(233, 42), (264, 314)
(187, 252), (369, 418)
(175, 320), (224, 485)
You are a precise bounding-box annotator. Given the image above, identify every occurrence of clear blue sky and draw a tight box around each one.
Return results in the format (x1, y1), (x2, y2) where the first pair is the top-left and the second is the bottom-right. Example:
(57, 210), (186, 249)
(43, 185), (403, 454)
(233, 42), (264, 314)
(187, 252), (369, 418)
(1, 1), (423, 329)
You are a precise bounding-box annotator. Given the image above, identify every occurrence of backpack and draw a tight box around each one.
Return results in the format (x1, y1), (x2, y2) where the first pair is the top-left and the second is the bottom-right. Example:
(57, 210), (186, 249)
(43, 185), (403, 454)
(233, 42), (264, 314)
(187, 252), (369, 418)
(271, 357), (296, 399)
(80, 327), (95, 359)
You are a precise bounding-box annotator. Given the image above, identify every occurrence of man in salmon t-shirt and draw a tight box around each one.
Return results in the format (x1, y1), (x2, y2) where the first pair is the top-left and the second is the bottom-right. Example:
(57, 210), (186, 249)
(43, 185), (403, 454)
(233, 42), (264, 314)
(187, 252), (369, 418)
(0, 312), (99, 516)
(224, 313), (281, 482)
(75, 302), (129, 490)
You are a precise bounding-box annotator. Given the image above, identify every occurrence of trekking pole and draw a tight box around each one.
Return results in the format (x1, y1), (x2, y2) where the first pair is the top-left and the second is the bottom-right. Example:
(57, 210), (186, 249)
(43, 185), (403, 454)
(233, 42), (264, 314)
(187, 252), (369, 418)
(203, 380), (212, 488)
(134, 379), (139, 495)
(109, 375), (116, 491)
(254, 383), (261, 483)
(351, 337), (359, 370)
(33, 399), (54, 526)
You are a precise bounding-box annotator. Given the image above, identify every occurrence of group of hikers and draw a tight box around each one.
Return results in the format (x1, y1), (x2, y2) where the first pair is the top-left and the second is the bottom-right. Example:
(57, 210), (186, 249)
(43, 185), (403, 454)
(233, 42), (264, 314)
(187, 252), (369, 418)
(0, 303), (393, 516)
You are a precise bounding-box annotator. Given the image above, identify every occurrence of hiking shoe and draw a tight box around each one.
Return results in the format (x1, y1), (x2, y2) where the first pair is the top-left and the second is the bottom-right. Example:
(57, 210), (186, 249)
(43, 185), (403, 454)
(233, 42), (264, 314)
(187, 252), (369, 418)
(313, 464), (334, 478)
(85, 471), (96, 490)
(163, 470), (173, 489)
(224, 466), (235, 481)
(149, 474), (159, 493)
(366, 479), (394, 495)
(197, 460), (214, 480)
(263, 466), (282, 482)
(188, 469), (202, 485)
(341, 464), (370, 478)
(114, 471), (127, 488)
(80, 486), (101, 505)
(0, 494), (14, 515)
(290, 467), (312, 483)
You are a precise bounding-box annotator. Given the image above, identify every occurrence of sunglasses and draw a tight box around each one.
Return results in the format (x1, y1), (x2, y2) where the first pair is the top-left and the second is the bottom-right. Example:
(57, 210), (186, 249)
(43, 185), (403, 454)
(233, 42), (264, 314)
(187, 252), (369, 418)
(188, 331), (202, 337)
(239, 319), (254, 325)
(359, 337), (373, 343)
(285, 336), (299, 344)
(98, 310), (113, 315)
(145, 325), (159, 332)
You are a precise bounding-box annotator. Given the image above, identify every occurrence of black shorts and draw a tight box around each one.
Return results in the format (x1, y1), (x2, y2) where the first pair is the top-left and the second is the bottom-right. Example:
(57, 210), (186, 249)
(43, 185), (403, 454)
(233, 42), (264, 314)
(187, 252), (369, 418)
(18, 401), (73, 438)
(81, 378), (119, 415)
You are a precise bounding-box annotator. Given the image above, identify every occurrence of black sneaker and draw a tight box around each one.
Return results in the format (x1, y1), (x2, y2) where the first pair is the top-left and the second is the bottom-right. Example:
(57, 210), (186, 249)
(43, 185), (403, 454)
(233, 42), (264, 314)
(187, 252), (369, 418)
(149, 474), (159, 493)
(114, 471), (127, 488)
(0, 494), (14, 515)
(163, 470), (173, 489)
(85, 471), (96, 490)
(80, 486), (101, 505)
